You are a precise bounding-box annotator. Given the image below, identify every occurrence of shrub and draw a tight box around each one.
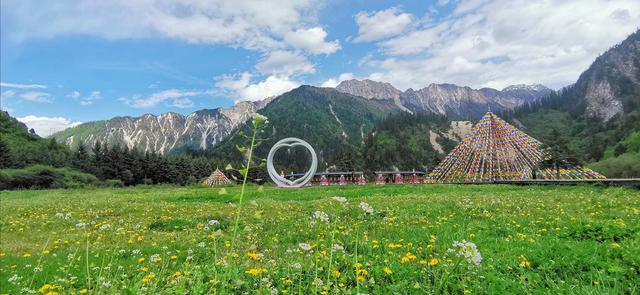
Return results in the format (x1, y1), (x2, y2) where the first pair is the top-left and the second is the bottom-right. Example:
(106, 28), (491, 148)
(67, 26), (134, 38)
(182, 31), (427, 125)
(0, 165), (99, 190)
(100, 179), (125, 188)
(589, 152), (640, 178)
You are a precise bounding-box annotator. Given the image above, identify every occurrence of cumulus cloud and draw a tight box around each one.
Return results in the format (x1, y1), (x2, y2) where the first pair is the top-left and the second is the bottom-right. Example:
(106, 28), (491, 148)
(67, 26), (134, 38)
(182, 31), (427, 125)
(320, 73), (355, 87)
(354, 8), (413, 42)
(17, 115), (82, 137)
(256, 50), (315, 76)
(121, 89), (201, 108)
(19, 91), (51, 103)
(284, 27), (341, 55)
(216, 72), (299, 101)
(0, 81), (47, 89)
(2, 1), (339, 55)
(363, 0), (640, 90)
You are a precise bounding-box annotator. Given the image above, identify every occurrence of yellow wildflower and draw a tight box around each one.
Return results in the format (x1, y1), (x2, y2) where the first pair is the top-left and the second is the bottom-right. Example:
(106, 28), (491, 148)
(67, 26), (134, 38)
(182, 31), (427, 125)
(429, 258), (440, 266)
(245, 268), (267, 276)
(247, 252), (261, 261)
(383, 267), (393, 275)
(519, 255), (532, 268)
(138, 257), (145, 263)
(170, 255), (178, 261)
(79, 289), (88, 294)
(39, 284), (52, 294)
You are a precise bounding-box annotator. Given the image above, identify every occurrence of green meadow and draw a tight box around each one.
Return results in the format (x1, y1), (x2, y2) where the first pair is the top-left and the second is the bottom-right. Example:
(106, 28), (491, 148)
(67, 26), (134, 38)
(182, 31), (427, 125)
(1, 184), (638, 294)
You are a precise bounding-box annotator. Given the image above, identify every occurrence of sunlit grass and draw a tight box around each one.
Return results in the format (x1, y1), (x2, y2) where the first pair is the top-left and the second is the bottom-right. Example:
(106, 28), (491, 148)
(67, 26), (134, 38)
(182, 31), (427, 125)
(1, 184), (638, 293)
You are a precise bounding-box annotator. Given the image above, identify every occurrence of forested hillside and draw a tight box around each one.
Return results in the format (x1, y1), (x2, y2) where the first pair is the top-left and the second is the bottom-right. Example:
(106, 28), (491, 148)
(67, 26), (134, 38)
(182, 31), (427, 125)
(210, 86), (402, 172)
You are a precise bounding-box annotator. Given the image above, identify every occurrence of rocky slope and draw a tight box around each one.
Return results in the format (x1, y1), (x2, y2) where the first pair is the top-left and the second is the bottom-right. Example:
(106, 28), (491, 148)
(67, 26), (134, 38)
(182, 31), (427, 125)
(52, 99), (271, 154)
(335, 79), (552, 119)
(576, 30), (640, 121)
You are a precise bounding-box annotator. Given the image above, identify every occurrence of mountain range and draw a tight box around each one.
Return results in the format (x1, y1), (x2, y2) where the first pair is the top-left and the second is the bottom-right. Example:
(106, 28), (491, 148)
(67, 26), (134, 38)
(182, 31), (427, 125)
(51, 81), (552, 154)
(336, 79), (552, 118)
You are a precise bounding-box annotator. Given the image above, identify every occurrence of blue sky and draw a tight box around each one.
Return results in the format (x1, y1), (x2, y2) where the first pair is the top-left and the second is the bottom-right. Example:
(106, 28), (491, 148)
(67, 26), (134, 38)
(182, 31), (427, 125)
(1, 0), (638, 136)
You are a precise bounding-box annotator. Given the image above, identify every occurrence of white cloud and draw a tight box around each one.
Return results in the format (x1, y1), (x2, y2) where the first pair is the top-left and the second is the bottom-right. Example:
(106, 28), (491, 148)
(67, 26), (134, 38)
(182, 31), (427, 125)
(255, 50), (315, 76)
(320, 73), (355, 87)
(17, 115), (82, 137)
(169, 97), (195, 108)
(2, 1), (339, 55)
(19, 91), (51, 103)
(0, 81), (47, 89)
(67, 91), (81, 99)
(284, 27), (340, 55)
(363, 0), (640, 90)
(122, 89), (201, 108)
(80, 91), (102, 106)
(216, 72), (299, 101)
(354, 8), (413, 42)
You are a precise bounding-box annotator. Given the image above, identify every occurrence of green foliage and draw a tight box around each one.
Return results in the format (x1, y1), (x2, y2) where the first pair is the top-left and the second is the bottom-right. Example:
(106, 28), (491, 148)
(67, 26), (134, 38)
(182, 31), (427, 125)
(589, 152), (640, 178)
(0, 165), (99, 189)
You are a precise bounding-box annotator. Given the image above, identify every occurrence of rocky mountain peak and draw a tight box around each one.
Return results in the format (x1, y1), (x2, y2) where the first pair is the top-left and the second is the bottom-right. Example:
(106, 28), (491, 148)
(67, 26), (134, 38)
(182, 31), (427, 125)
(335, 79), (401, 100)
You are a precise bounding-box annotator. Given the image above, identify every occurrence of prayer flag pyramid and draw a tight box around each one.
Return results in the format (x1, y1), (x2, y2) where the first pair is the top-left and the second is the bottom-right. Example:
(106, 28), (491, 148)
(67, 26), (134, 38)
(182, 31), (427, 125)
(204, 168), (232, 186)
(428, 111), (605, 182)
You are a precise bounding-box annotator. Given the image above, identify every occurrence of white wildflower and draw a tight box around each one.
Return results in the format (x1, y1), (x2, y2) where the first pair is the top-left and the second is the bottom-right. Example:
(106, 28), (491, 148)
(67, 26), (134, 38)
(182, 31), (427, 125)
(313, 278), (324, 287)
(208, 220), (220, 226)
(312, 211), (330, 223)
(359, 202), (375, 215)
(98, 224), (111, 231)
(298, 243), (313, 252)
(449, 240), (482, 266)
(331, 243), (344, 252)
(8, 274), (20, 284)
(331, 196), (347, 203)
(150, 254), (161, 263)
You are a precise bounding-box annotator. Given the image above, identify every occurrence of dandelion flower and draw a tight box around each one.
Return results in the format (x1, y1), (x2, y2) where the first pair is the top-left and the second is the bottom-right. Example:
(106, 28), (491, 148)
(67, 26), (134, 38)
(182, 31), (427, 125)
(429, 258), (440, 266)
(247, 252), (262, 261)
(518, 255), (532, 268)
(383, 267), (393, 275)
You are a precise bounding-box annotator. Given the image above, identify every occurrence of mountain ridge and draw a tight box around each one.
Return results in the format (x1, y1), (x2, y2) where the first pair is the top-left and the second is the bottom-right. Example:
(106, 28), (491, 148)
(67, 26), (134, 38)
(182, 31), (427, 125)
(336, 79), (553, 118)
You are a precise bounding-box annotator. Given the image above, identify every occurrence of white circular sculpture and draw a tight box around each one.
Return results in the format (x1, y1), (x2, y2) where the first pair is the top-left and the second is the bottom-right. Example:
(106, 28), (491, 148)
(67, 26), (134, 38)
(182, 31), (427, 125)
(267, 137), (317, 188)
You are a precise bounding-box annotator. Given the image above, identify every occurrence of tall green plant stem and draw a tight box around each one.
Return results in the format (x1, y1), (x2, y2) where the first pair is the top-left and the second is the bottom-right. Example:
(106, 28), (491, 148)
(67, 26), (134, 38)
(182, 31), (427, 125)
(229, 120), (259, 259)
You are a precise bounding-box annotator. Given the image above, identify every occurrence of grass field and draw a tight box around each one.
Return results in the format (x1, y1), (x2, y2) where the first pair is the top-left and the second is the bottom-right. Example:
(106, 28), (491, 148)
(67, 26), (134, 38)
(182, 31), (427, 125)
(1, 184), (639, 294)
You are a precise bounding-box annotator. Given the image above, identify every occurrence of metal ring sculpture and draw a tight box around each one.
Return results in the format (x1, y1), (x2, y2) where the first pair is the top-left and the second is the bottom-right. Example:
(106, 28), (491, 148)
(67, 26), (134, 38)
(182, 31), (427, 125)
(267, 137), (317, 188)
